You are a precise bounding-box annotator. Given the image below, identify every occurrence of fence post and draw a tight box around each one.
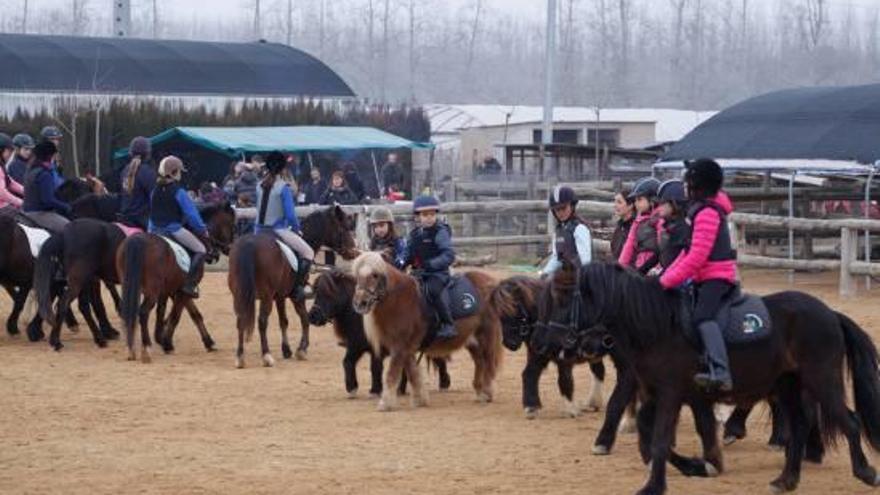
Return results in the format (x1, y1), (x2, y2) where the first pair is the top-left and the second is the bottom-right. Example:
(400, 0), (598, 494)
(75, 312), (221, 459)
(355, 205), (370, 250)
(840, 227), (858, 297)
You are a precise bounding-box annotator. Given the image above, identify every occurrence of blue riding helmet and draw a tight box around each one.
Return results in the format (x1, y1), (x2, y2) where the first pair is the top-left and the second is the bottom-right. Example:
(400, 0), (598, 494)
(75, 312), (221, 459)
(413, 195), (441, 213)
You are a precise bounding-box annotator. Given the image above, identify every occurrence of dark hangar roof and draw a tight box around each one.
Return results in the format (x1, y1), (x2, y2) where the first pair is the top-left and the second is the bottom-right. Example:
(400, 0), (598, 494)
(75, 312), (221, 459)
(0, 33), (354, 98)
(662, 83), (880, 164)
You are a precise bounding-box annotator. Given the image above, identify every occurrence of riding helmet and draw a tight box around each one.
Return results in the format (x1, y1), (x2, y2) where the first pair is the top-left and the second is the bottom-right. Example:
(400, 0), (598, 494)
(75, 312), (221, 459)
(33, 140), (58, 162)
(12, 133), (34, 149)
(128, 136), (151, 158)
(684, 158), (724, 198)
(265, 150), (286, 174)
(40, 126), (63, 140)
(657, 179), (686, 205)
(369, 206), (394, 224)
(548, 185), (578, 209)
(628, 177), (661, 201)
(158, 155), (186, 180)
(0, 133), (12, 150)
(413, 195), (441, 213)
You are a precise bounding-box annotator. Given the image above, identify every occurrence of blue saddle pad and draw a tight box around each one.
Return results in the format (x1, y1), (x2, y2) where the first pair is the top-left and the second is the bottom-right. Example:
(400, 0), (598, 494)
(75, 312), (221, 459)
(718, 292), (772, 345)
(448, 274), (481, 320)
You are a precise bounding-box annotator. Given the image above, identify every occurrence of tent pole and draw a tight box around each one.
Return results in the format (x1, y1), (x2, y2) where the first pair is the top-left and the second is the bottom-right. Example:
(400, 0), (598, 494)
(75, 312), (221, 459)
(371, 151), (382, 198)
(307, 152), (314, 169)
(865, 166), (876, 291)
(788, 171), (797, 285)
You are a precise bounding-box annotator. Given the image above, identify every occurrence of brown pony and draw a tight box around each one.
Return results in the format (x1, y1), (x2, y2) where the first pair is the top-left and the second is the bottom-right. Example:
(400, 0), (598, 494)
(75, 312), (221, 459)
(227, 205), (358, 368)
(351, 251), (502, 411)
(116, 205), (236, 363)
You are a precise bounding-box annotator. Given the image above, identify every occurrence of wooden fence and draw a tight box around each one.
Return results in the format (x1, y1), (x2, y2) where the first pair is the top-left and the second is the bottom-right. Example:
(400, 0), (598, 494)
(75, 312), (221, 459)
(235, 200), (880, 297)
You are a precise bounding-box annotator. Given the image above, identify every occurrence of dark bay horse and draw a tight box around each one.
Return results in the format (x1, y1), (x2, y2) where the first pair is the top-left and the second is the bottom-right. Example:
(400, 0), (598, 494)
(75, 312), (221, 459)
(534, 262), (880, 494)
(488, 275), (637, 455)
(117, 204), (236, 363)
(308, 269), (451, 397)
(228, 205), (358, 368)
(351, 252), (502, 411)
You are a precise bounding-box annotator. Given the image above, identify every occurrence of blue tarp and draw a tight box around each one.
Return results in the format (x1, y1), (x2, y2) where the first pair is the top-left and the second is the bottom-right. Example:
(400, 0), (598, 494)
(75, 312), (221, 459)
(114, 126), (432, 159)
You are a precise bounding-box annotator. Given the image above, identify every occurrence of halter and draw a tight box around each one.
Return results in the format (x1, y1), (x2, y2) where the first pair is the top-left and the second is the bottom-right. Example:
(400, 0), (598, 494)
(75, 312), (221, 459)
(501, 305), (535, 341)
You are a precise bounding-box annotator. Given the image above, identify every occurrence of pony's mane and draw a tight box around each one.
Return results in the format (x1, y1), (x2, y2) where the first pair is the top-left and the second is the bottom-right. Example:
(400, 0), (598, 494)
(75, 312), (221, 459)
(314, 269), (354, 300)
(490, 276), (545, 318)
(352, 251), (388, 279)
(576, 263), (682, 347)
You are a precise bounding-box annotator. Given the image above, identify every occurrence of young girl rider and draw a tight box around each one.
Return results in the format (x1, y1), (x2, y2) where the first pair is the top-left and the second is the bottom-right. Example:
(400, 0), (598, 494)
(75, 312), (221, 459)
(254, 151), (315, 302)
(618, 177), (661, 274)
(654, 179), (690, 275)
(148, 155), (211, 298)
(396, 195), (456, 340)
(368, 206), (405, 266)
(542, 185), (592, 276)
(659, 159), (737, 392)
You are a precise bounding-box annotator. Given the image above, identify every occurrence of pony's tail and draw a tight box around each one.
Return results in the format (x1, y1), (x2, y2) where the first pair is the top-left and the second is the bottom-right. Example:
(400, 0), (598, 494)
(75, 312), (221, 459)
(839, 311), (880, 452)
(234, 238), (257, 342)
(34, 232), (65, 324)
(120, 235), (146, 330)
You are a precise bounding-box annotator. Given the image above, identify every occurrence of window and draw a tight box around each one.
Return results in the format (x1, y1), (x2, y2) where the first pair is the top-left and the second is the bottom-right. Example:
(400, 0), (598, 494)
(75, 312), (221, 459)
(532, 129), (580, 144)
(586, 128), (620, 148)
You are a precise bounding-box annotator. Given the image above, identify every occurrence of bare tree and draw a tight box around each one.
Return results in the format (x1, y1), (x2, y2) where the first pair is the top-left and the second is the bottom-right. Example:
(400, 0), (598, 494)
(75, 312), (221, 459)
(804, 0), (827, 49)
(615, 0), (632, 104)
(286, 0), (293, 46)
(153, 0), (159, 39)
(379, 0), (390, 102)
(407, 0), (417, 101)
(464, 0), (484, 78)
(21, 0), (28, 33)
(253, 0), (261, 39)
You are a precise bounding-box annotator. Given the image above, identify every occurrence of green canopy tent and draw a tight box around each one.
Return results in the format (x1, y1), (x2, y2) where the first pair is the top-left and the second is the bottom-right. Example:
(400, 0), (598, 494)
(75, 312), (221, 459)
(110, 126), (433, 195)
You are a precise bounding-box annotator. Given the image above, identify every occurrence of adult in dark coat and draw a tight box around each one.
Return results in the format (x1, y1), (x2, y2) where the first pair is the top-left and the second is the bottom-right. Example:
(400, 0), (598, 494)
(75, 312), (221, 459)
(320, 171), (360, 205)
(379, 152), (404, 195)
(302, 167), (328, 205)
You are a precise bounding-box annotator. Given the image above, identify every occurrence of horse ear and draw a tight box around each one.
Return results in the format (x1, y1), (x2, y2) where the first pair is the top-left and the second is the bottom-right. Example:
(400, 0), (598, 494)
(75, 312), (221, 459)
(333, 204), (345, 221)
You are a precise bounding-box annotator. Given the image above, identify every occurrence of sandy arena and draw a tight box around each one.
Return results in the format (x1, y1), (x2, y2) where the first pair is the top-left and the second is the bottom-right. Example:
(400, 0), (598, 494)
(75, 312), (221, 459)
(1, 267), (879, 494)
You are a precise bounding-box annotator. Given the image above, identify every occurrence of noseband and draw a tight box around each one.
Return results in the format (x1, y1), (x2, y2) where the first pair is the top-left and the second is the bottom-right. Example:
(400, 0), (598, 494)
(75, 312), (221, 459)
(503, 307), (534, 340)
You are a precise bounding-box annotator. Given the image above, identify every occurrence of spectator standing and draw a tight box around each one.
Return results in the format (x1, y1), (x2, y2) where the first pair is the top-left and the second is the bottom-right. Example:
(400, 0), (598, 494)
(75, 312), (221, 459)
(301, 167), (327, 205)
(380, 152), (405, 196)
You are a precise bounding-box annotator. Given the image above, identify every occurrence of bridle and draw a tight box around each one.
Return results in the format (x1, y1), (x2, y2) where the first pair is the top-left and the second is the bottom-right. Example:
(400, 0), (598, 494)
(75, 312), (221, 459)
(502, 306), (535, 341)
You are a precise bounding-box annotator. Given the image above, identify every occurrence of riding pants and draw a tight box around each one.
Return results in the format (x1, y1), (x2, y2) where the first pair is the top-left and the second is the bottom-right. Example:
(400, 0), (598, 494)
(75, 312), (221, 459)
(26, 210), (69, 234)
(693, 279), (736, 324)
(274, 228), (315, 261)
(170, 227), (206, 254)
(421, 272), (454, 326)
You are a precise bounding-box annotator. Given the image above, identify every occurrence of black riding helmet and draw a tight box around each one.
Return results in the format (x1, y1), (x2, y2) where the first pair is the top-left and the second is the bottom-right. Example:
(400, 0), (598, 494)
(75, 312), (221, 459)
(657, 179), (686, 205)
(684, 158), (724, 199)
(549, 185), (578, 209)
(0, 133), (12, 150)
(628, 177), (661, 201)
(265, 150), (286, 174)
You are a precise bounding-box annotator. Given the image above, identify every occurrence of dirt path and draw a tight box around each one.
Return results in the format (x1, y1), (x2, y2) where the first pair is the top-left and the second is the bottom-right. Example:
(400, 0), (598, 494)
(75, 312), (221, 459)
(1, 268), (879, 494)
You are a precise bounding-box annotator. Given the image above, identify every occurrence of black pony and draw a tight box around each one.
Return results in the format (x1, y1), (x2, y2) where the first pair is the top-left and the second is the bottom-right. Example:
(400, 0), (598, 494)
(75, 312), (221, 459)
(307, 269), (450, 396)
(533, 262), (880, 494)
(488, 275), (637, 455)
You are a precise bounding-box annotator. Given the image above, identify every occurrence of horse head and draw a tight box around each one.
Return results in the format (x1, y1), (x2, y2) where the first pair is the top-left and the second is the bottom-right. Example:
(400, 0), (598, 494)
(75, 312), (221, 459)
(203, 203), (236, 256)
(308, 269), (354, 326)
(303, 205), (360, 260)
(490, 276), (544, 351)
(531, 262), (596, 358)
(350, 251), (390, 315)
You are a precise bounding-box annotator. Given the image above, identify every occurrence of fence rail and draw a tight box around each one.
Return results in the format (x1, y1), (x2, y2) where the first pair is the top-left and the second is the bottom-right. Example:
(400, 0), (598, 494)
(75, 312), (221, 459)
(234, 200), (880, 296)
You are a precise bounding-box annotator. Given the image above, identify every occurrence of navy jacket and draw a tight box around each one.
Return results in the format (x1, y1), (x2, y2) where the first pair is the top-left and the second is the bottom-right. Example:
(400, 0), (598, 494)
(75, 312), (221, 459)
(118, 160), (157, 229)
(302, 179), (327, 205)
(22, 163), (71, 215)
(398, 222), (455, 275)
(7, 154), (28, 185)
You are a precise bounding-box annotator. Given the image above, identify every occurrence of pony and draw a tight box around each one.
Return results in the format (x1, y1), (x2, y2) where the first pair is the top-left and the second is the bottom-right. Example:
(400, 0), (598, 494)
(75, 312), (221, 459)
(488, 275), (637, 455)
(350, 251), (502, 411)
(116, 204), (236, 363)
(532, 262), (880, 494)
(308, 269), (451, 397)
(227, 205), (358, 368)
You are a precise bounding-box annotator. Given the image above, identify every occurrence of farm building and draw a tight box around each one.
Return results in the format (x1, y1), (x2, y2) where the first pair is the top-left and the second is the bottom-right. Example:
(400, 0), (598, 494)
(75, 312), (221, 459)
(425, 104), (716, 181)
(0, 32), (355, 116)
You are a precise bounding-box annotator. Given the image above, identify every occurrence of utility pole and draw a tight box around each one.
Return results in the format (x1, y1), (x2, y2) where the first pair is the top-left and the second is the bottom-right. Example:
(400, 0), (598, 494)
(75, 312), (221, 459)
(113, 0), (131, 37)
(541, 0), (557, 178)
(286, 0), (293, 45)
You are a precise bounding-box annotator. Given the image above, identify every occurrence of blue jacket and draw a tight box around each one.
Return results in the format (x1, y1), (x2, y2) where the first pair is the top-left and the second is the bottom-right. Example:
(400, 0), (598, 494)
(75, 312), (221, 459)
(398, 222), (455, 274)
(50, 161), (64, 189)
(7, 155), (28, 184)
(302, 179), (327, 205)
(118, 160), (157, 229)
(148, 185), (207, 236)
(370, 235), (406, 266)
(22, 163), (71, 215)
(254, 183), (301, 233)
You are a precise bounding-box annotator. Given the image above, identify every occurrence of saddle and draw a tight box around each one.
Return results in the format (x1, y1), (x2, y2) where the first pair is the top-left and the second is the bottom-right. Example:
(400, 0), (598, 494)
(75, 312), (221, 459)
(681, 285), (772, 346)
(417, 274), (481, 349)
(273, 239), (299, 272)
(17, 223), (51, 258)
(159, 236), (191, 272)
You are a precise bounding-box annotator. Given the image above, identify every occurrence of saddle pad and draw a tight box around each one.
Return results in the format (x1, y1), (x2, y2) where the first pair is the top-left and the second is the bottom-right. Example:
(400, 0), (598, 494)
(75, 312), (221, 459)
(159, 235), (190, 272)
(275, 240), (298, 272)
(113, 222), (143, 238)
(18, 224), (51, 258)
(449, 274), (480, 320)
(718, 293), (772, 345)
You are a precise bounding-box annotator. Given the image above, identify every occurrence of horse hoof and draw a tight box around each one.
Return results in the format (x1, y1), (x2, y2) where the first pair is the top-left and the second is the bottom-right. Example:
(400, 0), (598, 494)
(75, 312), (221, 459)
(619, 417), (637, 435)
(580, 403), (601, 413)
(476, 391), (492, 403)
(524, 407), (539, 420)
(95, 340), (107, 349)
(872, 472), (880, 486)
(767, 443), (785, 452)
(769, 478), (797, 494)
(282, 345), (293, 359)
(68, 324), (80, 334)
(102, 328), (120, 340)
(723, 435), (740, 446)
(368, 392), (381, 399)
(235, 357), (245, 369)
(562, 400), (580, 418)
(705, 462), (719, 477)
(52, 342), (63, 352)
(294, 349), (307, 361)
(262, 354), (275, 367)
(377, 399), (394, 412)
(413, 395), (428, 408)
(127, 350), (137, 361)
(591, 444), (610, 456)
(141, 348), (152, 364)
(347, 390), (358, 400)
